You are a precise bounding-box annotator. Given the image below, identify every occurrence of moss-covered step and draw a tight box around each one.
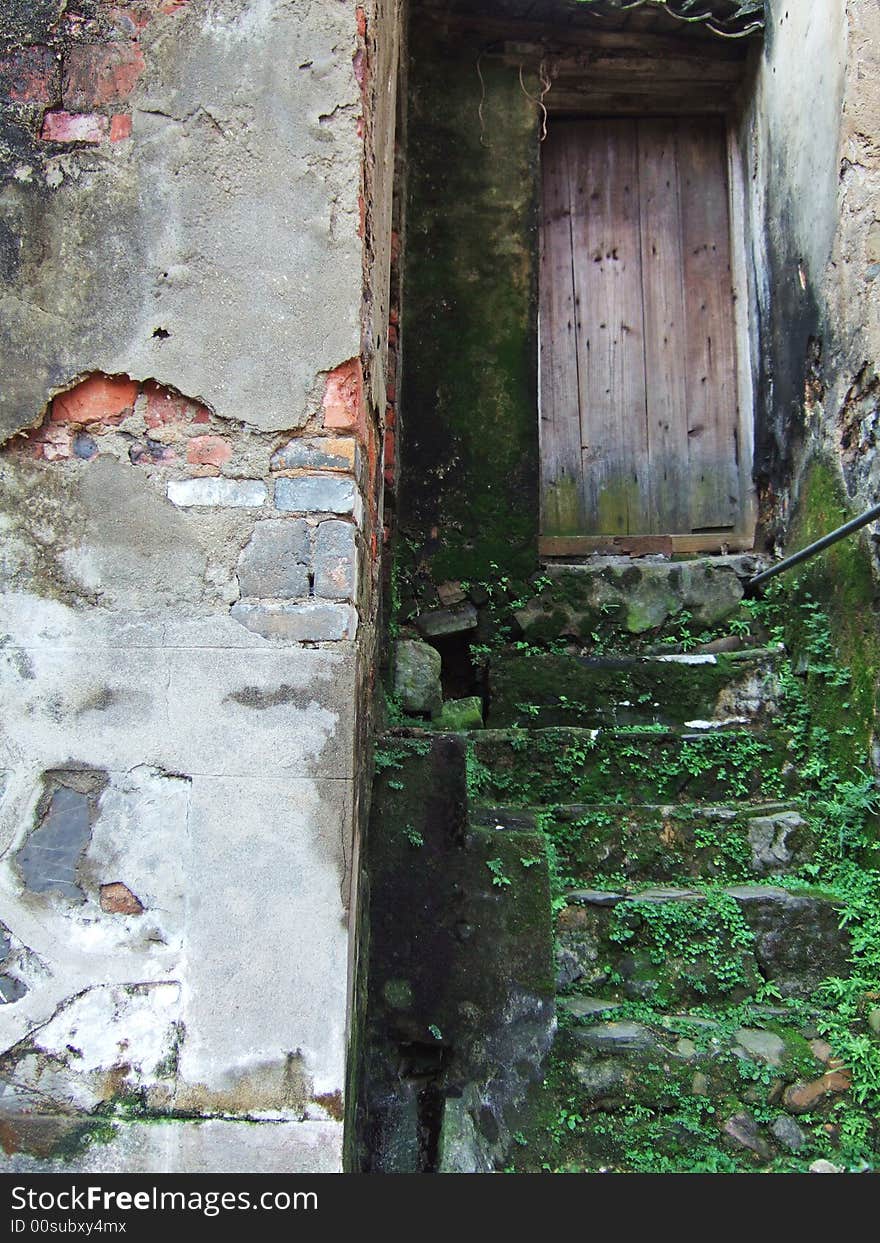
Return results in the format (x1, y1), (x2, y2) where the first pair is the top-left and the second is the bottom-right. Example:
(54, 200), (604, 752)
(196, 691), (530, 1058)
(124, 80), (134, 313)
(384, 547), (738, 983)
(509, 1003), (861, 1173)
(472, 802), (815, 884)
(515, 555), (764, 644)
(360, 733), (555, 1172)
(487, 647), (782, 729)
(467, 726), (794, 807)
(555, 884), (850, 1003)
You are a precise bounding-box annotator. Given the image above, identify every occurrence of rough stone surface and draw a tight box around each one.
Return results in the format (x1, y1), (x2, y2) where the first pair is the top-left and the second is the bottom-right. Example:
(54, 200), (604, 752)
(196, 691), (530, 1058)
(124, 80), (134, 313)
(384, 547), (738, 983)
(415, 602), (478, 638)
(747, 810), (805, 874)
(725, 886), (850, 995)
(722, 1112), (771, 1159)
(230, 601), (357, 642)
(237, 519), (311, 599)
(392, 639), (441, 716)
(313, 520), (358, 601)
(783, 1070), (852, 1114)
(16, 784), (93, 902)
(732, 1027), (786, 1067)
(573, 1022), (656, 1054)
(771, 1115), (806, 1152)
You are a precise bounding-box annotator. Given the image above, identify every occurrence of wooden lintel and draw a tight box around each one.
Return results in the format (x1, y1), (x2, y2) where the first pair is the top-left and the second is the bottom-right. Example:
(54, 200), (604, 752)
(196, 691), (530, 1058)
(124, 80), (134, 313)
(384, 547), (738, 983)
(415, 12), (750, 62)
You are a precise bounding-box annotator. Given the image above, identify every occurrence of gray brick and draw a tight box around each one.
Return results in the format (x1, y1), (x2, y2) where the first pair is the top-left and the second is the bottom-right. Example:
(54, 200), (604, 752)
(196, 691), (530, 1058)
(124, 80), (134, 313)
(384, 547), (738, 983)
(167, 478), (267, 508)
(271, 437), (358, 473)
(237, 519), (311, 599)
(313, 520), (357, 601)
(274, 474), (358, 518)
(230, 601), (357, 642)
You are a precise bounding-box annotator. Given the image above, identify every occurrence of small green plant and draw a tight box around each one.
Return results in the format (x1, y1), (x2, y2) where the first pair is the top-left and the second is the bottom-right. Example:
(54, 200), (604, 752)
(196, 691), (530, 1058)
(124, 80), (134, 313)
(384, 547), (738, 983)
(428, 1024), (442, 1041)
(404, 824), (424, 847)
(486, 857), (511, 887)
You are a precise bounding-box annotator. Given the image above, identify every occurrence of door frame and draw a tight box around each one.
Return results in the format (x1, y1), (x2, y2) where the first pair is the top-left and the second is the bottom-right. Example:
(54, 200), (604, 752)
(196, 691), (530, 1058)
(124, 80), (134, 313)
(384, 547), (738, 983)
(538, 120), (757, 560)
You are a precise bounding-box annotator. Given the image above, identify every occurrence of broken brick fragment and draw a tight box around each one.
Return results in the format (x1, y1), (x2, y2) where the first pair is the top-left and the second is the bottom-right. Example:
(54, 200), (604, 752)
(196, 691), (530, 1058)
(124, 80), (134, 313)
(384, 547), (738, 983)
(100, 882), (144, 916)
(323, 358), (366, 440)
(187, 435), (231, 467)
(52, 374), (139, 425)
(40, 111), (109, 144)
(63, 43), (145, 111)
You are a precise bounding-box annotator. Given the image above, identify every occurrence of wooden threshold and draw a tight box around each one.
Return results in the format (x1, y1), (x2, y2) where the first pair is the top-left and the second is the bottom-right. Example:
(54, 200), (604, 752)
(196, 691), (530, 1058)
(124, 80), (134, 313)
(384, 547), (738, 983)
(539, 532), (755, 558)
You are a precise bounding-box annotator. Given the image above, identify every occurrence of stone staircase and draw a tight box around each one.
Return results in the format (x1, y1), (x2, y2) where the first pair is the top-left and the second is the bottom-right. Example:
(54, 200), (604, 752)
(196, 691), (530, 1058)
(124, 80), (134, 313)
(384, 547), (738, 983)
(360, 556), (863, 1173)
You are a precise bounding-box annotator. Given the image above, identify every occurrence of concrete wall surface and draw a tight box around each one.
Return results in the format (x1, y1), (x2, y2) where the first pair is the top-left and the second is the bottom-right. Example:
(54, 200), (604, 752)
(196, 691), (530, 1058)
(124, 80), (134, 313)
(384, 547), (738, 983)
(0, 0), (400, 1172)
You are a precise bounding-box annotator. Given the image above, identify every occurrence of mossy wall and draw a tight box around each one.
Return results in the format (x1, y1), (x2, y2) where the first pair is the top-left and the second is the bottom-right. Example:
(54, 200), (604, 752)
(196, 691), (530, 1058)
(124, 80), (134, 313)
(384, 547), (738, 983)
(398, 23), (540, 586)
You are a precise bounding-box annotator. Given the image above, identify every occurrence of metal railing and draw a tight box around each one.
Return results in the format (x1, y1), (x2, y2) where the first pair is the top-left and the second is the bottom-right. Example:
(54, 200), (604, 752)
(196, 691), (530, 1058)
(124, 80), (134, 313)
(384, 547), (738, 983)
(748, 501), (880, 591)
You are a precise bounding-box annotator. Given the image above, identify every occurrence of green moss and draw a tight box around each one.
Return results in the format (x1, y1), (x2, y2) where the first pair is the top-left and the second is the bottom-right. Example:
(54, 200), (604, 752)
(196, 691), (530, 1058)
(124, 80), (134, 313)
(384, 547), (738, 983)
(398, 28), (540, 587)
(784, 455), (880, 784)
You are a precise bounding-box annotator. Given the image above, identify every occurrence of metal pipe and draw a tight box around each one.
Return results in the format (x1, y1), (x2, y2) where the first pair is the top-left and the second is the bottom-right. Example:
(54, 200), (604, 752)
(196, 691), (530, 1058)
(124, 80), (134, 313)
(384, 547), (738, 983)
(748, 501), (880, 591)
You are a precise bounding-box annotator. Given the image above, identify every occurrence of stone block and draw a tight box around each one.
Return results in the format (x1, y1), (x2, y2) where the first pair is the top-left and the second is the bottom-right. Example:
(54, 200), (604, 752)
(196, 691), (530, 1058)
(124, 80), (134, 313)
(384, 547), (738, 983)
(415, 602), (478, 637)
(237, 519), (311, 599)
(167, 478), (267, 508)
(393, 639), (441, 716)
(17, 784), (94, 903)
(275, 474), (359, 517)
(313, 520), (357, 601)
(230, 601), (357, 642)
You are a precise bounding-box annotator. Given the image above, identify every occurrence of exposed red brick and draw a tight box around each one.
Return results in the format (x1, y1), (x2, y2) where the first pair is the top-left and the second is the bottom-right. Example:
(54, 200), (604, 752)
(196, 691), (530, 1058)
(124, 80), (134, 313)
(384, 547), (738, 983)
(390, 230), (401, 262)
(323, 358), (367, 441)
(388, 323), (398, 347)
(187, 435), (231, 467)
(385, 404), (396, 429)
(356, 6), (367, 39)
(383, 428), (395, 468)
(63, 43), (145, 111)
(0, 46), (59, 104)
(357, 192), (366, 239)
(40, 111), (108, 144)
(191, 405), (211, 424)
(143, 381), (188, 427)
(20, 422), (73, 462)
(159, 0), (190, 12)
(108, 4), (156, 35)
(386, 381), (396, 403)
(109, 113), (133, 142)
(100, 882), (144, 916)
(388, 306), (399, 326)
(52, 374), (139, 425)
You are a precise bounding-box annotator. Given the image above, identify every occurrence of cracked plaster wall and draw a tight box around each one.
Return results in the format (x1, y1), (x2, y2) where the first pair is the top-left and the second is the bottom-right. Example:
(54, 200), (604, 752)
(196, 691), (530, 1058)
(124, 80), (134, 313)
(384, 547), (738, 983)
(743, 0), (880, 531)
(0, 0), (401, 1173)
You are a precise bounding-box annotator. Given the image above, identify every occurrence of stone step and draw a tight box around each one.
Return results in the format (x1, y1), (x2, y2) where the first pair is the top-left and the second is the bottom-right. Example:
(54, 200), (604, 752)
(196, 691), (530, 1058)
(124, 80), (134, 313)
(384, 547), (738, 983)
(556, 883), (850, 1003)
(472, 802), (814, 884)
(467, 726), (795, 807)
(516, 554), (765, 646)
(487, 646), (783, 729)
(549, 1002), (851, 1166)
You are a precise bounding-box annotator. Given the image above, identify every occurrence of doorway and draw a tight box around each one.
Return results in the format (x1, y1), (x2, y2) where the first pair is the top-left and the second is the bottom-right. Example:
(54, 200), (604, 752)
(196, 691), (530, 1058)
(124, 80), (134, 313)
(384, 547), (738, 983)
(539, 116), (754, 555)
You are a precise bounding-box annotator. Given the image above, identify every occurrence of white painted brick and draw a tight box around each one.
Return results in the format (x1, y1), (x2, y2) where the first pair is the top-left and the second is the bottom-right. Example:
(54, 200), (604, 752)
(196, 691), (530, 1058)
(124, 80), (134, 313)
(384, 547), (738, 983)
(167, 478), (267, 508)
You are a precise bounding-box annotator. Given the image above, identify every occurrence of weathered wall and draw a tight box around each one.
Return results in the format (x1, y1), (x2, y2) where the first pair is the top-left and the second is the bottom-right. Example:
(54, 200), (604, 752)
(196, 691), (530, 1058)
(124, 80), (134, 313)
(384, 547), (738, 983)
(397, 19), (540, 589)
(0, 0), (400, 1172)
(745, 0), (880, 539)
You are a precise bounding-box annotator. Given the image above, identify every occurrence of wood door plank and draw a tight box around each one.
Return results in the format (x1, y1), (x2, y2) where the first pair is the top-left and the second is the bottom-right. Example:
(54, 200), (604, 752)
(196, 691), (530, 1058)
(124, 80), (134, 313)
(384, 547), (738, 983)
(677, 117), (741, 530)
(637, 118), (691, 533)
(539, 124), (586, 536)
(569, 119), (650, 534)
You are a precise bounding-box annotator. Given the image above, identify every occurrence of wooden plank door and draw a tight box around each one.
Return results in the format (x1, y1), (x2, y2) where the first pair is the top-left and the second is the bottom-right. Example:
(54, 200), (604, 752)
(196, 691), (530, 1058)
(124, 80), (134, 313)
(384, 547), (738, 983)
(539, 117), (749, 554)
